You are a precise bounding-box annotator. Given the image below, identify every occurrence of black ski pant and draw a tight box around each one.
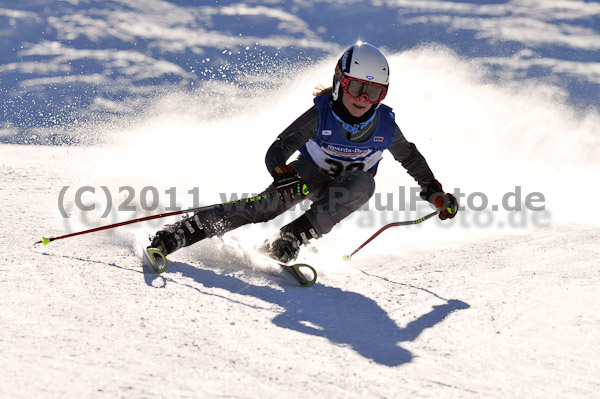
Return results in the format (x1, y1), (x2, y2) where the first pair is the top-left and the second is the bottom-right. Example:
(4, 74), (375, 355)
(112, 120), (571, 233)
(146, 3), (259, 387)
(170, 157), (376, 247)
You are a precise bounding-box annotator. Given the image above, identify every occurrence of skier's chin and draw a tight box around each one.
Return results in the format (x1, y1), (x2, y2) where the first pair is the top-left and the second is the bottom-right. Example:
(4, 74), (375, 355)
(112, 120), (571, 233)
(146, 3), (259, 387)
(341, 92), (371, 117)
(349, 103), (369, 117)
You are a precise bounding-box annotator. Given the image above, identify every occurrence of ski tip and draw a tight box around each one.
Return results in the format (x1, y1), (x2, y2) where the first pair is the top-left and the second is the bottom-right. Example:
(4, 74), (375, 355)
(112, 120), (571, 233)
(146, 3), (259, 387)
(290, 264), (317, 287)
(145, 247), (168, 274)
(342, 254), (351, 262)
(42, 237), (51, 246)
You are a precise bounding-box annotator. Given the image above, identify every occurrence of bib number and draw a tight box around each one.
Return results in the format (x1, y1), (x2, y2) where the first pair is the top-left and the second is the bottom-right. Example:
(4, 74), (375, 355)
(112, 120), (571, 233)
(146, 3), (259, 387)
(324, 159), (366, 177)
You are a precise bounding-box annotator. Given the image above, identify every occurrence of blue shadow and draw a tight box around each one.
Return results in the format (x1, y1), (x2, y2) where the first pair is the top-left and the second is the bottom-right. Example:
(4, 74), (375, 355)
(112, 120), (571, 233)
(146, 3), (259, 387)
(146, 260), (470, 367)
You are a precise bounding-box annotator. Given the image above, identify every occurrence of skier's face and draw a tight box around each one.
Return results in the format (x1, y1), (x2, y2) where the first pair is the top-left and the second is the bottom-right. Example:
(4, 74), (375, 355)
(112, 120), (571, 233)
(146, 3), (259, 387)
(342, 92), (371, 118)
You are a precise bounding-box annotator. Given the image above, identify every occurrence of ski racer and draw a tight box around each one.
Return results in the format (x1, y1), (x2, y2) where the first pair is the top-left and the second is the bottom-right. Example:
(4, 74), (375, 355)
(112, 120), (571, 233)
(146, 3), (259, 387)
(148, 42), (459, 264)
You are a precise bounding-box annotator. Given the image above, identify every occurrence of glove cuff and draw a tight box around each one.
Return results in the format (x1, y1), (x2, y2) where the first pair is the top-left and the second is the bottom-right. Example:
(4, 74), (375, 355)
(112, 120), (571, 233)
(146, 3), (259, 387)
(420, 179), (444, 203)
(272, 164), (295, 177)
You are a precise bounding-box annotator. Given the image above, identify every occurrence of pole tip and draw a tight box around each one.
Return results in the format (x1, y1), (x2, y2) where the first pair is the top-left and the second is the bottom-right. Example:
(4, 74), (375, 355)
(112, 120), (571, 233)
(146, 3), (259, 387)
(42, 237), (51, 246)
(342, 254), (351, 262)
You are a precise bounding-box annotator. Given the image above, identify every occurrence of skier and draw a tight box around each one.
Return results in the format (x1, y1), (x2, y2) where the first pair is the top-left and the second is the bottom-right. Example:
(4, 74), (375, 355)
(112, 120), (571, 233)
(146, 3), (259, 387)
(148, 42), (458, 264)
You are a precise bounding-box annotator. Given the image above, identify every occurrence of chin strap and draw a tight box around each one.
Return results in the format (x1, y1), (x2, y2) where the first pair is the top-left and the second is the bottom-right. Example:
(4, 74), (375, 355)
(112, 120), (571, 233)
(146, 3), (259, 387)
(331, 107), (377, 134)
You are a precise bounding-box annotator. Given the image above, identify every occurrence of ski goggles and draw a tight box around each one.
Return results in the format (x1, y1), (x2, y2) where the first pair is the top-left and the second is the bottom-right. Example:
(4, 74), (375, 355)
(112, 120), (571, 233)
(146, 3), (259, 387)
(335, 65), (388, 104)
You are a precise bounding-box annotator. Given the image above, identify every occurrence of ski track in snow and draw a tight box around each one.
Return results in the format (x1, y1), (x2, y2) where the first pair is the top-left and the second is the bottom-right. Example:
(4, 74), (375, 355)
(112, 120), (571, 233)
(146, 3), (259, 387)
(1, 1), (600, 398)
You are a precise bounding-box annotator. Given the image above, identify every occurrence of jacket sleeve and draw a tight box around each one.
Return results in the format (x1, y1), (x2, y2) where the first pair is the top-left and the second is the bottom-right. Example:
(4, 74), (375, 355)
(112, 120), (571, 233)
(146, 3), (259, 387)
(264, 105), (319, 176)
(387, 126), (436, 188)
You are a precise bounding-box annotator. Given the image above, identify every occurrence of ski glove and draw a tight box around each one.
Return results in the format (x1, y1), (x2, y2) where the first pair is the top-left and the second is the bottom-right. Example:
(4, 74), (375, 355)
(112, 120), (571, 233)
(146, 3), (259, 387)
(420, 179), (459, 220)
(272, 164), (309, 204)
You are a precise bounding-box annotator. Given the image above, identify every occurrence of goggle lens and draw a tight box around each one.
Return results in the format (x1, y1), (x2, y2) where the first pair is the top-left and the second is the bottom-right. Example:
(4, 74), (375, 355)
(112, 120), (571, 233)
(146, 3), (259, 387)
(347, 80), (384, 103)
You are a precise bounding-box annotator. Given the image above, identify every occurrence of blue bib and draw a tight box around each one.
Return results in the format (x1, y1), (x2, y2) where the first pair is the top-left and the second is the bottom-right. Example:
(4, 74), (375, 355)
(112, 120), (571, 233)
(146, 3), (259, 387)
(299, 95), (397, 176)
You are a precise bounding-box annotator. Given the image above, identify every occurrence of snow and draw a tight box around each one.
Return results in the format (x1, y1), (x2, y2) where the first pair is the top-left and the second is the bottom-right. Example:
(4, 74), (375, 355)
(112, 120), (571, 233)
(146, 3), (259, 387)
(1, 1), (600, 398)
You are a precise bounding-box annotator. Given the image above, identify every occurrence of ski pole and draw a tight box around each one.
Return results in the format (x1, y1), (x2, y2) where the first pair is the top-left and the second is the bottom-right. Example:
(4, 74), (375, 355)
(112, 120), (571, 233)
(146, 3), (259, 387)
(342, 210), (439, 261)
(34, 192), (279, 246)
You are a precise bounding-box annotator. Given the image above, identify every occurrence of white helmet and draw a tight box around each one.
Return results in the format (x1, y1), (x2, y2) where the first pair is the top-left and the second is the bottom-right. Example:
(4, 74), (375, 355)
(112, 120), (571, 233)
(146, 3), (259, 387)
(332, 42), (390, 104)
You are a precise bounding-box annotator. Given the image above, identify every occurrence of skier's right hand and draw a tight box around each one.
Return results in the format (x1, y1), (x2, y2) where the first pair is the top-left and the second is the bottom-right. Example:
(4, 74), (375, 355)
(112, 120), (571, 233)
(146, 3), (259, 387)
(272, 164), (309, 203)
(420, 179), (459, 220)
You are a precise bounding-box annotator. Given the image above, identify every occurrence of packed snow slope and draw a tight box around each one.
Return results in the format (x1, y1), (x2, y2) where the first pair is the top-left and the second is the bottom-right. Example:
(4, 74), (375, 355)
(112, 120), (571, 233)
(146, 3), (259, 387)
(2, 0), (599, 139)
(1, 1), (600, 398)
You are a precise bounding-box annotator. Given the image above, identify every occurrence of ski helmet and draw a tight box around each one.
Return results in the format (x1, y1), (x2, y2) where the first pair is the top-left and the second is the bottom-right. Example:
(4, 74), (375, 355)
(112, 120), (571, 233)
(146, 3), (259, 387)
(332, 42), (389, 104)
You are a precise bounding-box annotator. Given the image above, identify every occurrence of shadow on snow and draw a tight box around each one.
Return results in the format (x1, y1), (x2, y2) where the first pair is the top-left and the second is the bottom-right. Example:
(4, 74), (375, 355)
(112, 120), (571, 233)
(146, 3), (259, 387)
(144, 260), (470, 367)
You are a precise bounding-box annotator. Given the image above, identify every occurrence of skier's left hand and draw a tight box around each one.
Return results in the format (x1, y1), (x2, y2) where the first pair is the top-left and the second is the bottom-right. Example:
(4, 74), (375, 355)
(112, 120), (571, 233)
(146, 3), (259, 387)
(432, 192), (459, 220)
(272, 164), (309, 203)
(420, 179), (459, 220)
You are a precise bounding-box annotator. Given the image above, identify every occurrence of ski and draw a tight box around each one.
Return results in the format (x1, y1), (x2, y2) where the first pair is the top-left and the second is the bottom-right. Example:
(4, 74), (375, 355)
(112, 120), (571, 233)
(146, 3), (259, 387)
(141, 245), (317, 287)
(253, 252), (317, 287)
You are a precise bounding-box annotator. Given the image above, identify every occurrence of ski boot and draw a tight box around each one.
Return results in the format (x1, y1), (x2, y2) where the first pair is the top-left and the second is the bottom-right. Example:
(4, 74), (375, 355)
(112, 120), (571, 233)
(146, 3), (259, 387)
(145, 214), (207, 273)
(261, 214), (320, 264)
